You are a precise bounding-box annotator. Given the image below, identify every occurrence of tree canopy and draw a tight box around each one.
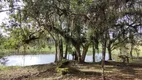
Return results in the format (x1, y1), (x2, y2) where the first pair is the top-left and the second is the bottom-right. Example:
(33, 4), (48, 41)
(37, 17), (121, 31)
(0, 0), (142, 62)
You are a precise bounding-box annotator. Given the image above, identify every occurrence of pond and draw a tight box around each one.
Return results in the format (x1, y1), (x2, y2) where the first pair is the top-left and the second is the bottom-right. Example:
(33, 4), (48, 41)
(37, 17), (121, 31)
(0, 53), (109, 66)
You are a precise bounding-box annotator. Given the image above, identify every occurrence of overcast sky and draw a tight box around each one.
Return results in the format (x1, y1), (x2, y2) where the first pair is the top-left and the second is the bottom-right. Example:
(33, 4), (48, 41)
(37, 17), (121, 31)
(0, 0), (23, 36)
(0, 11), (8, 36)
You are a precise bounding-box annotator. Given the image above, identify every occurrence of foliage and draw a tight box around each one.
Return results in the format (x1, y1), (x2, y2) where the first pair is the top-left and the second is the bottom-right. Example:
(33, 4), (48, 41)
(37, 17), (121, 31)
(0, 0), (141, 62)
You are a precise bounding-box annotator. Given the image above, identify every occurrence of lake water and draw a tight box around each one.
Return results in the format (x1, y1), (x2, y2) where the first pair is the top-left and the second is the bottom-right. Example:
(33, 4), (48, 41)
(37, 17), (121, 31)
(0, 53), (109, 66)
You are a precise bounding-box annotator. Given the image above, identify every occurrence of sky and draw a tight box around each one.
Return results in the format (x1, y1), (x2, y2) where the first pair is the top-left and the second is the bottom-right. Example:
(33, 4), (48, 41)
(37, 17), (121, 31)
(0, 11), (9, 36)
(0, 12), (8, 23)
(0, 0), (22, 36)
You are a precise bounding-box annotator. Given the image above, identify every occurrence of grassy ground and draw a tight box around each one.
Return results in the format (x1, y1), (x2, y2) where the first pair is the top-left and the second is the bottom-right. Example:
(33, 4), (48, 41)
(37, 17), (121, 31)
(0, 60), (142, 80)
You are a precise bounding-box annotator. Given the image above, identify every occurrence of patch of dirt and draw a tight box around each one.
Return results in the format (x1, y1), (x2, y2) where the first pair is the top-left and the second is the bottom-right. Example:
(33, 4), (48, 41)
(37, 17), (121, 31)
(0, 62), (142, 80)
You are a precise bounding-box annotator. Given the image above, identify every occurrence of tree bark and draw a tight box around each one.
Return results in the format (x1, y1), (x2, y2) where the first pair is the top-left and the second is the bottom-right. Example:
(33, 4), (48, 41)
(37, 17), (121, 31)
(81, 45), (89, 62)
(92, 44), (96, 62)
(102, 40), (107, 80)
(130, 43), (133, 58)
(75, 45), (82, 63)
(54, 42), (58, 62)
(107, 44), (112, 60)
(120, 48), (122, 55)
(58, 39), (63, 61)
(64, 43), (68, 59)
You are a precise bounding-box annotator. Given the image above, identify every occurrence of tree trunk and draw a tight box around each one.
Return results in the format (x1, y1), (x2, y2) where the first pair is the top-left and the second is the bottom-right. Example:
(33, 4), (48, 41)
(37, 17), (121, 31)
(92, 44), (95, 62)
(130, 43), (133, 58)
(81, 45), (89, 63)
(75, 45), (81, 63)
(120, 48), (122, 55)
(108, 44), (112, 60)
(54, 42), (58, 62)
(64, 43), (68, 59)
(102, 40), (107, 80)
(58, 39), (63, 61)
(72, 51), (76, 60)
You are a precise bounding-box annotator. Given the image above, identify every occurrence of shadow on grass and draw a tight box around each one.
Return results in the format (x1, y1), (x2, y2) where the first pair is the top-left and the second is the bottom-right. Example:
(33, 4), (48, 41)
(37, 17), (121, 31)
(80, 71), (102, 76)
(116, 66), (136, 75)
(103, 61), (137, 75)
(14, 60), (142, 80)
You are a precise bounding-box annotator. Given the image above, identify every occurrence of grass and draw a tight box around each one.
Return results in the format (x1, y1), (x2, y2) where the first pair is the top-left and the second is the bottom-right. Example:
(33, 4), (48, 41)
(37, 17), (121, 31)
(0, 65), (21, 70)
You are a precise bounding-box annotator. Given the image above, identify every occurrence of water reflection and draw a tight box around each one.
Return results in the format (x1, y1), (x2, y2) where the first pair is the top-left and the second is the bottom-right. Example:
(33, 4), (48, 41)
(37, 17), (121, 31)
(0, 53), (109, 66)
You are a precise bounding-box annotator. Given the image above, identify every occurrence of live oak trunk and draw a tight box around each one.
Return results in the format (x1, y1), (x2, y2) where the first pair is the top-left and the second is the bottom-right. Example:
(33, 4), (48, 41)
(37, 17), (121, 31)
(92, 44), (96, 62)
(75, 45), (82, 63)
(81, 45), (89, 62)
(130, 43), (133, 58)
(64, 44), (68, 59)
(120, 48), (122, 55)
(102, 40), (107, 80)
(58, 39), (63, 61)
(107, 44), (112, 60)
(55, 42), (58, 62)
